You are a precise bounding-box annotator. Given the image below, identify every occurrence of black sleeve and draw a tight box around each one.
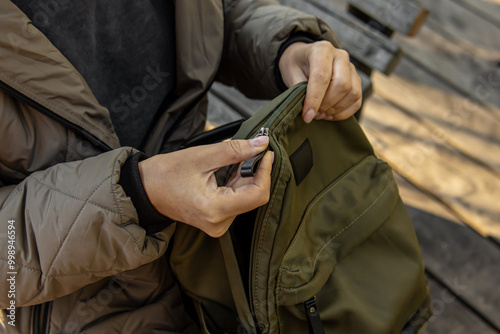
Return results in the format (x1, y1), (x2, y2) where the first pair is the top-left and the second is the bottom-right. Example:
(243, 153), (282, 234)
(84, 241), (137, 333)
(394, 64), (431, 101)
(120, 152), (175, 234)
(275, 32), (318, 91)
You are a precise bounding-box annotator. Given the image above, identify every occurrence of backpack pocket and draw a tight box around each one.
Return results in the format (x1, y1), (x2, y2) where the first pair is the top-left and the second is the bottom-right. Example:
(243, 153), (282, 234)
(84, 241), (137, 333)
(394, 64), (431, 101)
(275, 155), (428, 333)
(276, 155), (397, 305)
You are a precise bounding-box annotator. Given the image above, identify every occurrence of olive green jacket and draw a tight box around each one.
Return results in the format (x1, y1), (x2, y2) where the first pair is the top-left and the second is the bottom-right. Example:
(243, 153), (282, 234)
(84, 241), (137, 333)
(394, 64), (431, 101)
(0, 0), (338, 332)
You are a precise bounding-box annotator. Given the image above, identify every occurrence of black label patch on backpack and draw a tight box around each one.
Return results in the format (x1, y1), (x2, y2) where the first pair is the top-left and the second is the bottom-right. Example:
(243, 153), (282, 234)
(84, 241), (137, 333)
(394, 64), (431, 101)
(290, 138), (313, 186)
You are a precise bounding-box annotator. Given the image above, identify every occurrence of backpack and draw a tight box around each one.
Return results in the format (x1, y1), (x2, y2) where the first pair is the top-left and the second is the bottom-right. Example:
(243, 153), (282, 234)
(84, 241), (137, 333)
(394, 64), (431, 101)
(170, 82), (432, 333)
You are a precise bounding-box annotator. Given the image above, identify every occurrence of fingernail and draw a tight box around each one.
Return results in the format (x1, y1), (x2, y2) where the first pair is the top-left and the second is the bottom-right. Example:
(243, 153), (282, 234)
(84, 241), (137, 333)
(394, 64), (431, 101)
(304, 109), (315, 123)
(249, 135), (269, 147)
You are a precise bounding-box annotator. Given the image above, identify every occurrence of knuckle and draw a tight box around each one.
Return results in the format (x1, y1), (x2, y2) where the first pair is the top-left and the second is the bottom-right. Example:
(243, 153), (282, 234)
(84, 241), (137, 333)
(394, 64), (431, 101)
(315, 40), (334, 51)
(326, 107), (338, 115)
(259, 189), (271, 206)
(351, 81), (362, 100)
(354, 99), (363, 110)
(311, 69), (330, 83)
(334, 77), (351, 95)
(227, 140), (243, 157)
(354, 88), (363, 101)
(195, 194), (211, 212)
(337, 49), (350, 60)
(204, 210), (220, 226)
(207, 220), (231, 238)
(206, 227), (224, 238)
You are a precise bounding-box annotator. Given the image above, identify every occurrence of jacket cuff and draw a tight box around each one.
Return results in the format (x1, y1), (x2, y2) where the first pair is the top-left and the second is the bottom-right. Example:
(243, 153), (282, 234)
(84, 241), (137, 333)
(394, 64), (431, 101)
(120, 152), (175, 234)
(275, 33), (318, 92)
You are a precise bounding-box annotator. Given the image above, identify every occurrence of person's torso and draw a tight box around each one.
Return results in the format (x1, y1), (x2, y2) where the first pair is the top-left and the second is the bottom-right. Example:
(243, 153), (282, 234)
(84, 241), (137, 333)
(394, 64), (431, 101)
(10, 0), (177, 149)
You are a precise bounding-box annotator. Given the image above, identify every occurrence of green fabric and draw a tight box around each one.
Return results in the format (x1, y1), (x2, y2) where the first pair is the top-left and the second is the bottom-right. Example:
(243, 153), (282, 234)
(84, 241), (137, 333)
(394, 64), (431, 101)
(171, 83), (431, 333)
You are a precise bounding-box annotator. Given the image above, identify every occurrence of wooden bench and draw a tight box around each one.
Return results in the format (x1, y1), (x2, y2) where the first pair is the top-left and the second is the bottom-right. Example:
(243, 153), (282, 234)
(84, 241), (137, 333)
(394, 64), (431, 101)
(208, 0), (429, 125)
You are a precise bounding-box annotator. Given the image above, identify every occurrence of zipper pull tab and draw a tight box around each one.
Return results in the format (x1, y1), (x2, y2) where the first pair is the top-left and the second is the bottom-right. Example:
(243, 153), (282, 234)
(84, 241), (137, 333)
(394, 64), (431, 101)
(304, 296), (325, 334)
(241, 128), (269, 178)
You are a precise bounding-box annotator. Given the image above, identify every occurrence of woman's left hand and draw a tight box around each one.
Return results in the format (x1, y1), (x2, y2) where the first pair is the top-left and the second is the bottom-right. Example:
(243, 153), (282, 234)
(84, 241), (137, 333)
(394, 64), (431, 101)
(279, 41), (362, 123)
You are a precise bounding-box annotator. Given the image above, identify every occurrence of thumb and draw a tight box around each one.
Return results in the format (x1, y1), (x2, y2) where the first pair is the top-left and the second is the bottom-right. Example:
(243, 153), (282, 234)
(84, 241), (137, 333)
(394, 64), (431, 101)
(279, 42), (310, 88)
(203, 136), (269, 171)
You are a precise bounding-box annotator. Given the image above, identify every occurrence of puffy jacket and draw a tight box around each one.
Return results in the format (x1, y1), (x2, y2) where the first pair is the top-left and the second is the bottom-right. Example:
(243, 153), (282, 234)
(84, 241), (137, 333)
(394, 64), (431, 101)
(0, 0), (339, 332)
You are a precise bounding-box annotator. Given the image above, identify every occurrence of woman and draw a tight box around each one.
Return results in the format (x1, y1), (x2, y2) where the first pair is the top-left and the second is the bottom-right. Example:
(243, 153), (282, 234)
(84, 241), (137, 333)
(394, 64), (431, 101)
(0, 0), (361, 332)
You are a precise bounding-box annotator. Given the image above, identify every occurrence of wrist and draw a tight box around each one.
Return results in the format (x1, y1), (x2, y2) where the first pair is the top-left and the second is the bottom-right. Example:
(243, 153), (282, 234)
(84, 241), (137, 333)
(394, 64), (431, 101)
(275, 33), (317, 91)
(121, 153), (174, 233)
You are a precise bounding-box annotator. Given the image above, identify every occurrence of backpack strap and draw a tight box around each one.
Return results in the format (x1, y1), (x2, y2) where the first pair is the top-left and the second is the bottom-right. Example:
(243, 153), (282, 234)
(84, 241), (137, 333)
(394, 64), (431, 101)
(219, 232), (258, 333)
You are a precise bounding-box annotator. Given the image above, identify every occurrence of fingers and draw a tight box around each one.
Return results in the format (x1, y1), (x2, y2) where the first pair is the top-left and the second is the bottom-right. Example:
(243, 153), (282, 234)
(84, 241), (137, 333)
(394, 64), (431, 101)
(278, 40), (361, 122)
(278, 42), (309, 89)
(217, 151), (274, 216)
(200, 136), (269, 171)
(139, 138), (274, 239)
(302, 42), (335, 123)
(317, 61), (362, 120)
(298, 43), (361, 122)
(202, 151), (274, 238)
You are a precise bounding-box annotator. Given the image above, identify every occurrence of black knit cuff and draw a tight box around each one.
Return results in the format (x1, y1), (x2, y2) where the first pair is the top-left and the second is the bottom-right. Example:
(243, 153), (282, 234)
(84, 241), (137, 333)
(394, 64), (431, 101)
(275, 33), (318, 92)
(120, 152), (175, 234)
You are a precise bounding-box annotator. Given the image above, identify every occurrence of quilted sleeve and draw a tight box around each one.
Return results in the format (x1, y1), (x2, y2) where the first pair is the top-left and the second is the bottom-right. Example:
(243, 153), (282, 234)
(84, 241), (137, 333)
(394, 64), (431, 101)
(216, 0), (340, 99)
(0, 148), (174, 308)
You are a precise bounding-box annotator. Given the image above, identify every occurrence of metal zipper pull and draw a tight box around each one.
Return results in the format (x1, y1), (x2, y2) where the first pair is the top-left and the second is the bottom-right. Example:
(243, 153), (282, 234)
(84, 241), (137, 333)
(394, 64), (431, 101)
(241, 127), (269, 178)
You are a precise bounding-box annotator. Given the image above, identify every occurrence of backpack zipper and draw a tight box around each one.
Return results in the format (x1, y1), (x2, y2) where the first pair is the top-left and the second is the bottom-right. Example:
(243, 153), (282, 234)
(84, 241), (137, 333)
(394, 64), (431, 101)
(223, 84), (305, 185)
(240, 127), (269, 178)
(0, 79), (112, 152)
(304, 296), (325, 334)
(245, 84), (306, 327)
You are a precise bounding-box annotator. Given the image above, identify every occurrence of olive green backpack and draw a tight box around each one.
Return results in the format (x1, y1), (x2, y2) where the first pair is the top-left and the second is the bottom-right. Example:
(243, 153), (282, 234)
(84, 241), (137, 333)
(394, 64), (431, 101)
(170, 82), (432, 333)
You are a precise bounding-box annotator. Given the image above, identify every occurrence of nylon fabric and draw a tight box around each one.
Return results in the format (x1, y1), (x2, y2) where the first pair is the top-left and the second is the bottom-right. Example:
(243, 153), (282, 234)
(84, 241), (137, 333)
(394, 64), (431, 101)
(171, 83), (432, 333)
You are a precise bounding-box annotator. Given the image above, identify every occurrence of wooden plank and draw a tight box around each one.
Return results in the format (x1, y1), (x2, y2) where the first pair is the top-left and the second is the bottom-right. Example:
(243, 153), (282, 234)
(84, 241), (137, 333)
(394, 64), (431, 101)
(279, 0), (403, 74)
(407, 205), (500, 331)
(393, 171), (461, 224)
(371, 57), (500, 172)
(347, 0), (429, 36)
(423, 276), (499, 334)
(326, 0), (349, 8)
(417, 0), (500, 52)
(210, 82), (268, 119)
(452, 0), (500, 27)
(207, 91), (246, 128)
(359, 93), (500, 241)
(325, 0), (500, 112)
(393, 23), (500, 111)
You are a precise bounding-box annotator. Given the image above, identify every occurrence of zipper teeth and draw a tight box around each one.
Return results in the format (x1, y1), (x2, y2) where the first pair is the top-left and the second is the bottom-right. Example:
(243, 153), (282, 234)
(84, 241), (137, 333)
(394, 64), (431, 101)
(218, 84), (306, 324)
(247, 85), (305, 324)
(262, 86), (304, 129)
(222, 85), (305, 186)
(0, 79), (112, 152)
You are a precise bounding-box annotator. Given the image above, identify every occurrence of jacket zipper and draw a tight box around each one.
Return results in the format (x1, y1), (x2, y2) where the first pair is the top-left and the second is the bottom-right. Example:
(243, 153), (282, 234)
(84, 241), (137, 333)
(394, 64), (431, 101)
(0, 79), (112, 152)
(32, 301), (51, 334)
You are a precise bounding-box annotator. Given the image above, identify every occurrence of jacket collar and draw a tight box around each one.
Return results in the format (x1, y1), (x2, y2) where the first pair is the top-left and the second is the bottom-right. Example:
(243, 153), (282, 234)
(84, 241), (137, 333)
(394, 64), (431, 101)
(0, 0), (120, 150)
